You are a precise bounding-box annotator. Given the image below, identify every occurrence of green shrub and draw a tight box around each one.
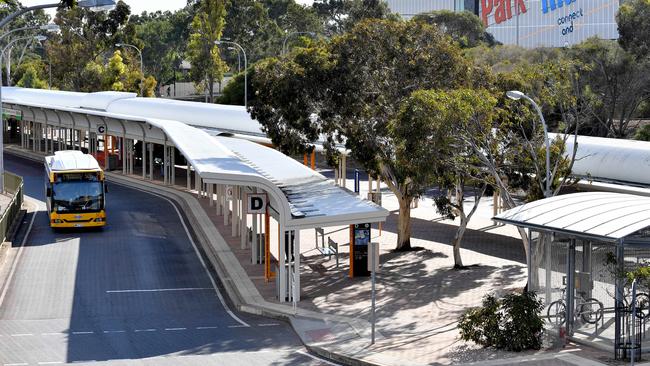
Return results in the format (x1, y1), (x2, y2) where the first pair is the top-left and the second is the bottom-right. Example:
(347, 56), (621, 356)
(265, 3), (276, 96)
(458, 292), (544, 351)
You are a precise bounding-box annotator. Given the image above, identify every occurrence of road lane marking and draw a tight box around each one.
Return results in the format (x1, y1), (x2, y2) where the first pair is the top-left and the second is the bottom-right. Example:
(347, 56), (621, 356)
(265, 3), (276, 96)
(295, 350), (341, 366)
(227, 325), (247, 328)
(196, 326), (218, 330)
(41, 332), (63, 336)
(134, 328), (157, 332)
(72, 331), (94, 335)
(0, 200), (39, 308)
(37, 362), (63, 365)
(10, 333), (32, 337)
(137, 186), (251, 328)
(257, 323), (280, 327)
(164, 327), (186, 331)
(5, 363), (28, 366)
(102, 330), (126, 334)
(106, 287), (212, 293)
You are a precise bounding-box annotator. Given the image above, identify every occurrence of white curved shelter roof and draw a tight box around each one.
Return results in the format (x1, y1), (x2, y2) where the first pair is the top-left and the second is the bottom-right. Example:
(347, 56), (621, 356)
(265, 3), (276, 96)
(553, 133), (650, 187)
(494, 192), (650, 242)
(3, 87), (265, 138)
(2, 87), (388, 229)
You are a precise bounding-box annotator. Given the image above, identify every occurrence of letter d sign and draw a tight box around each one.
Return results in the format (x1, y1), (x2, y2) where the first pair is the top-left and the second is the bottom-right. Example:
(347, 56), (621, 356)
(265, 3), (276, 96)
(247, 193), (267, 214)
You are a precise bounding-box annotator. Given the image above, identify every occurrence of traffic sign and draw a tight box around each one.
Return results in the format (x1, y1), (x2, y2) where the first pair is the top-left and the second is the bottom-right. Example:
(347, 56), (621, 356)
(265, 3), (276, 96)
(98, 125), (106, 134)
(247, 193), (267, 214)
(368, 242), (380, 272)
(225, 186), (233, 200)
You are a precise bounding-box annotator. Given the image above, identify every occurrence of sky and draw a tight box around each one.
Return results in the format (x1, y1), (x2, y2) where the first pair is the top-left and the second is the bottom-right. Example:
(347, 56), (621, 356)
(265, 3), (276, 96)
(21, 0), (316, 18)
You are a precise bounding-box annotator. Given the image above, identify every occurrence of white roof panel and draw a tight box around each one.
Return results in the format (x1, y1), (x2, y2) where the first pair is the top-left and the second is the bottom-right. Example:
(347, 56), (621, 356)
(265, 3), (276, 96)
(107, 97), (265, 136)
(46, 150), (101, 171)
(495, 192), (650, 241)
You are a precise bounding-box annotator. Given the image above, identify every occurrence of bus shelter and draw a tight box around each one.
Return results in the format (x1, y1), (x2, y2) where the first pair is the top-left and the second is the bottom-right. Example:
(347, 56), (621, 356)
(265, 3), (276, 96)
(494, 192), (650, 359)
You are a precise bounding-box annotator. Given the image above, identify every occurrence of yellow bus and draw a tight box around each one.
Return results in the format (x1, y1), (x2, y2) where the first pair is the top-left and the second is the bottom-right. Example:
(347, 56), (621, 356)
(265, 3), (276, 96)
(45, 151), (107, 228)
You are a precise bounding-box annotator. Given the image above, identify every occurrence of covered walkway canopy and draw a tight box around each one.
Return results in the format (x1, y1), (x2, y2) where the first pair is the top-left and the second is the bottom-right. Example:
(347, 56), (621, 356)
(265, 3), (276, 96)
(494, 192), (650, 358)
(2, 87), (389, 303)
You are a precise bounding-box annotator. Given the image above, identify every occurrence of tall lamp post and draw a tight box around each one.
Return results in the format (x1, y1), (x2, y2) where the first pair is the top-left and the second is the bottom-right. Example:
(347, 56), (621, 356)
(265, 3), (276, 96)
(1, 24), (59, 85)
(215, 40), (247, 108)
(507, 90), (551, 198)
(115, 42), (144, 96)
(0, 0), (116, 192)
(4, 35), (47, 85)
(282, 31), (316, 55)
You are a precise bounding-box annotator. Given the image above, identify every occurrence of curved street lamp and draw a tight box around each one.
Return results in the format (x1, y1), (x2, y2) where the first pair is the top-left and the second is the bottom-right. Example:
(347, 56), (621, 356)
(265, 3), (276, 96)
(215, 39), (247, 108)
(282, 31), (317, 55)
(507, 90), (551, 198)
(116, 42), (144, 96)
(0, 0), (116, 192)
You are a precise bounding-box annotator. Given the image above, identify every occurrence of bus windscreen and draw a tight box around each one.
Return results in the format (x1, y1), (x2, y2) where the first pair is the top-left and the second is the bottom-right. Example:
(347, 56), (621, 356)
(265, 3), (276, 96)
(52, 173), (104, 213)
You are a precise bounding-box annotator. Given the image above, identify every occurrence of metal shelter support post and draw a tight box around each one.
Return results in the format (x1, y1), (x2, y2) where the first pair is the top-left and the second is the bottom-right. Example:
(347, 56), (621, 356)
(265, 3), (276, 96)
(279, 225), (286, 302)
(566, 239), (576, 336)
(292, 230), (301, 308)
(615, 242), (625, 358)
(148, 143), (153, 181)
(527, 228), (533, 291)
(545, 233), (552, 304)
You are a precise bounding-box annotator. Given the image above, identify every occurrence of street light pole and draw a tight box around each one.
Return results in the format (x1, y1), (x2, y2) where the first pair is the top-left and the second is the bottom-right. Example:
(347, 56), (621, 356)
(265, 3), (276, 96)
(228, 46), (241, 73)
(0, 0), (115, 192)
(215, 40), (247, 108)
(282, 31), (317, 55)
(507, 90), (551, 198)
(116, 42), (144, 96)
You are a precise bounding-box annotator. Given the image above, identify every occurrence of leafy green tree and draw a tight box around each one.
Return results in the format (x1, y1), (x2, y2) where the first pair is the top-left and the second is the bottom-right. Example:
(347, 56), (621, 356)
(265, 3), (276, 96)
(142, 75), (157, 97)
(262, 0), (322, 34)
(396, 89), (494, 268)
(222, 0), (283, 64)
(17, 64), (48, 89)
(47, 0), (134, 91)
(217, 69), (254, 105)
(131, 7), (195, 90)
(187, 0), (228, 103)
(104, 50), (127, 91)
(252, 19), (470, 251)
(569, 38), (650, 137)
(312, 0), (396, 35)
(617, 0), (650, 57)
(635, 124), (650, 141)
(413, 10), (496, 49)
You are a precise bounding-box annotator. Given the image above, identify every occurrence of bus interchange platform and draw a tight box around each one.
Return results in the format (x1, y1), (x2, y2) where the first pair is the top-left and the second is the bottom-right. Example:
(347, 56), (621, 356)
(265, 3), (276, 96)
(1, 87), (389, 303)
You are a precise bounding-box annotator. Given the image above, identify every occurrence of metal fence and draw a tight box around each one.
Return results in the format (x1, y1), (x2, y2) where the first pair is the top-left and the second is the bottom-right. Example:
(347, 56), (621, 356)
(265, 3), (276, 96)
(0, 171), (23, 243)
(530, 232), (650, 358)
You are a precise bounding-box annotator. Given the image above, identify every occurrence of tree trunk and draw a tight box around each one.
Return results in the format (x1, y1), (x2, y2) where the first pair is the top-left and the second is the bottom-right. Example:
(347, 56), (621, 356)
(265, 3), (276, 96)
(208, 75), (214, 103)
(395, 196), (412, 251)
(452, 215), (468, 268)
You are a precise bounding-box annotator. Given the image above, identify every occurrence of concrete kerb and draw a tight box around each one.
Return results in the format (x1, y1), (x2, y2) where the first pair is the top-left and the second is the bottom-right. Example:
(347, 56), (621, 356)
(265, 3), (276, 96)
(0, 196), (33, 308)
(4, 145), (386, 366)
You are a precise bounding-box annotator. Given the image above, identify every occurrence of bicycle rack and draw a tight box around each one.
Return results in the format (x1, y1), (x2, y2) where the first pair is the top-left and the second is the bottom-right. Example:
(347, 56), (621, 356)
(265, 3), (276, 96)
(615, 302), (643, 361)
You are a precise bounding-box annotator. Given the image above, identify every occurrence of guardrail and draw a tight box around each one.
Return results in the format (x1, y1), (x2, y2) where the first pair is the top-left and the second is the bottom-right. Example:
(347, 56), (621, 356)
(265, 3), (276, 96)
(0, 171), (23, 242)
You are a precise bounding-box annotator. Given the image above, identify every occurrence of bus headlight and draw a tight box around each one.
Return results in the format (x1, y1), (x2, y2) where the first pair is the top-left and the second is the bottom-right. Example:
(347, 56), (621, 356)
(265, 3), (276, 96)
(93, 218), (105, 222)
(51, 219), (63, 224)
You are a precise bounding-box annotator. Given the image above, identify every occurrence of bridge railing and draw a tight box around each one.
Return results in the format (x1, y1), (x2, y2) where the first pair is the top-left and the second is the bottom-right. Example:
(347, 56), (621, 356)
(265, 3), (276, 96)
(0, 171), (23, 242)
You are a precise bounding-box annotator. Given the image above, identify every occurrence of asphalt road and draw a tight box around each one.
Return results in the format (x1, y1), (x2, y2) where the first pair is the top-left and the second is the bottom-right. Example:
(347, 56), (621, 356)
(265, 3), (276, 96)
(0, 153), (335, 366)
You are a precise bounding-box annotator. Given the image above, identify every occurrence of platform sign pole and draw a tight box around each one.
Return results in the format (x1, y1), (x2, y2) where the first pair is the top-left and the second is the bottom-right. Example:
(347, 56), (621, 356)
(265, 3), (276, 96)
(354, 169), (360, 193)
(369, 242), (379, 345)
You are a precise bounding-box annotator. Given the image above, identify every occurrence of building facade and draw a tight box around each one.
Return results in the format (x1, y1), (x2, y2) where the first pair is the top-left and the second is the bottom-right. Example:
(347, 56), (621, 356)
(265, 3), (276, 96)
(385, 0), (620, 48)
